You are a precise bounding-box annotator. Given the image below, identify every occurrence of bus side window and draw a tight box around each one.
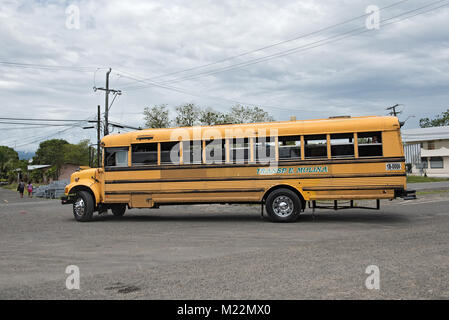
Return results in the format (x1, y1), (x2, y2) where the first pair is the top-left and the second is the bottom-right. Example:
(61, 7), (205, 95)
(278, 135), (301, 160)
(304, 135), (327, 158)
(132, 143), (157, 165)
(205, 139), (226, 164)
(255, 136), (276, 162)
(183, 140), (203, 164)
(105, 147), (129, 167)
(358, 132), (382, 157)
(230, 138), (249, 163)
(330, 133), (354, 158)
(161, 142), (180, 164)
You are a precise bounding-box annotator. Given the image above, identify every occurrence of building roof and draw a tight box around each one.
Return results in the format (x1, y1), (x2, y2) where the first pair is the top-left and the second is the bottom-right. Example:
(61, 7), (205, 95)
(27, 165), (51, 171)
(402, 126), (449, 143)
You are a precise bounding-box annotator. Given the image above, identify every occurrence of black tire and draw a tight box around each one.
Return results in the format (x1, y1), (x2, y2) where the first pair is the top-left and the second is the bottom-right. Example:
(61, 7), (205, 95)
(265, 188), (301, 222)
(73, 191), (94, 222)
(111, 204), (126, 217)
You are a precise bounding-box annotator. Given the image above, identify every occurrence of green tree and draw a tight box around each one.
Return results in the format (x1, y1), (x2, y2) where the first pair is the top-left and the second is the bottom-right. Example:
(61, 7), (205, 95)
(0, 146), (19, 179)
(226, 105), (274, 124)
(144, 104), (171, 128)
(33, 139), (69, 170)
(199, 108), (229, 125)
(175, 103), (201, 127)
(419, 109), (449, 128)
(63, 139), (90, 166)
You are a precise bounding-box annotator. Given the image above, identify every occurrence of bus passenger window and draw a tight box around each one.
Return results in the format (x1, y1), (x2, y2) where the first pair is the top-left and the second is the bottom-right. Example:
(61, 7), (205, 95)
(304, 135), (327, 158)
(230, 138), (249, 163)
(205, 139), (225, 164)
(330, 133), (354, 158)
(183, 140), (203, 164)
(105, 147), (129, 167)
(161, 142), (180, 164)
(358, 132), (382, 157)
(278, 135), (301, 160)
(132, 143), (157, 165)
(255, 137), (276, 162)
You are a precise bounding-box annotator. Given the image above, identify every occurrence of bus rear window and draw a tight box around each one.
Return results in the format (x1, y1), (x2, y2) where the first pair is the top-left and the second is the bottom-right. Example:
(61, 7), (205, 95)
(358, 132), (382, 157)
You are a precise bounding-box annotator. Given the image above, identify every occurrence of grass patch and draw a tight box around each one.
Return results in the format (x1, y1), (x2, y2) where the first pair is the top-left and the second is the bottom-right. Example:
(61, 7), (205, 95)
(0, 183), (18, 191)
(1, 183), (45, 191)
(407, 176), (449, 183)
(416, 189), (449, 195)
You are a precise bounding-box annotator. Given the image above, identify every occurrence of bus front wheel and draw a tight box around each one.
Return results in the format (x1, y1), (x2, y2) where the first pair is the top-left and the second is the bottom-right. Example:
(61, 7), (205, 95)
(111, 204), (126, 217)
(73, 191), (94, 222)
(265, 188), (301, 222)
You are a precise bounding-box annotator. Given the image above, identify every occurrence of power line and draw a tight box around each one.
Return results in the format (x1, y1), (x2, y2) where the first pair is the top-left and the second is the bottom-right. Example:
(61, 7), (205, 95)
(125, 0), (448, 90)
(157, 0), (449, 86)
(0, 61), (99, 71)
(0, 126), (60, 130)
(0, 121), (81, 127)
(115, 70), (312, 113)
(13, 126), (82, 149)
(0, 117), (88, 122)
(1, 113), (98, 148)
(111, 1), (449, 115)
(119, 0), (410, 88)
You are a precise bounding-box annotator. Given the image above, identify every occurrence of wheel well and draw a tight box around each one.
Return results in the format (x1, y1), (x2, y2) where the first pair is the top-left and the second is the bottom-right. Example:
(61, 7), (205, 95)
(70, 186), (96, 204)
(263, 185), (306, 209)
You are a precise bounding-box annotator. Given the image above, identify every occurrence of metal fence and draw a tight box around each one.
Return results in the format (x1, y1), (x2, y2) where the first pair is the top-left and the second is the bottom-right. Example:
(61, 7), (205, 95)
(34, 179), (69, 199)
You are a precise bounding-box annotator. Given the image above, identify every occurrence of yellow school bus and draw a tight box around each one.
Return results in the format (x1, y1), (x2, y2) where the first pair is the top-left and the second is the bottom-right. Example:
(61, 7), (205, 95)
(62, 115), (413, 222)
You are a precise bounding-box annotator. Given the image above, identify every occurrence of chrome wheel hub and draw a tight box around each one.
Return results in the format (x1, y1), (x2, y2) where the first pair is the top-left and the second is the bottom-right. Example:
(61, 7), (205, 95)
(74, 198), (85, 217)
(272, 195), (294, 217)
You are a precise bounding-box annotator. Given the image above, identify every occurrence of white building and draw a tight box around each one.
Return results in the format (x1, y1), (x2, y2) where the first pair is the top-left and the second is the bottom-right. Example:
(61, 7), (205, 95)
(402, 126), (449, 177)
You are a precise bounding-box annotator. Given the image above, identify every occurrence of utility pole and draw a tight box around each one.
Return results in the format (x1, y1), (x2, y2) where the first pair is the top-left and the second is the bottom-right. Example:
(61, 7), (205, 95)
(93, 68), (121, 136)
(386, 104), (402, 117)
(104, 68), (111, 135)
(97, 105), (101, 167)
(84, 105), (103, 168)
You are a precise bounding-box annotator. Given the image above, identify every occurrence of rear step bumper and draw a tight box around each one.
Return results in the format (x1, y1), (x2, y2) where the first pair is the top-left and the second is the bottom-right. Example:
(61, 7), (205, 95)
(395, 188), (417, 200)
(403, 190), (417, 200)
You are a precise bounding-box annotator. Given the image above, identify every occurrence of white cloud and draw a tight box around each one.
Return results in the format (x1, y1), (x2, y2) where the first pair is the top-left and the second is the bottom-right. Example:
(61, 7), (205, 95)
(0, 0), (448, 151)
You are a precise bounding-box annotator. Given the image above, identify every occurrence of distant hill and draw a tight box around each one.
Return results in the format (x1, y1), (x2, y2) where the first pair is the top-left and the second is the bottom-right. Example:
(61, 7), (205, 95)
(17, 151), (35, 160)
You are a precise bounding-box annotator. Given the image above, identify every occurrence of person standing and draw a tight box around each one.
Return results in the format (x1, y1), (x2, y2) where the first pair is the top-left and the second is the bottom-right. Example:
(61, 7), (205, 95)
(27, 182), (33, 198)
(17, 180), (25, 198)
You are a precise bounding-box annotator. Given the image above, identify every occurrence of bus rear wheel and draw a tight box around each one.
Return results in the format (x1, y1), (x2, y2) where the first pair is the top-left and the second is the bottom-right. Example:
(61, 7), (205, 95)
(73, 191), (94, 222)
(265, 188), (301, 222)
(111, 204), (126, 217)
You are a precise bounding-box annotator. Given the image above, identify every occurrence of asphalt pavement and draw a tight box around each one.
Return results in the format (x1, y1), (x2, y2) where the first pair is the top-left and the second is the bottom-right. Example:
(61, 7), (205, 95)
(408, 181), (449, 191)
(0, 186), (448, 299)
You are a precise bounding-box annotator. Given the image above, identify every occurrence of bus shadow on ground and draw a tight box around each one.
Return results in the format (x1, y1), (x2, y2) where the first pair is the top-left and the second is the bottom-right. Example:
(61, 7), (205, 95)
(87, 210), (409, 224)
(298, 211), (409, 224)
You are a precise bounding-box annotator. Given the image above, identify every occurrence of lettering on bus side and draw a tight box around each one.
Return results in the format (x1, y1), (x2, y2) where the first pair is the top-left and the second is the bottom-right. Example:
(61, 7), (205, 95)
(257, 166), (328, 175)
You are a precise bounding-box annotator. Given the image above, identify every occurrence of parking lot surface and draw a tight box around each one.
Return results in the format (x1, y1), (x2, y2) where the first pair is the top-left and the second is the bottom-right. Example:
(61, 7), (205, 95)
(0, 188), (448, 299)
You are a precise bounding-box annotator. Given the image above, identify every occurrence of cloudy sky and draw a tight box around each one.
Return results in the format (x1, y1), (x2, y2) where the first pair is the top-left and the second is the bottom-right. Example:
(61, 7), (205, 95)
(0, 0), (448, 152)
